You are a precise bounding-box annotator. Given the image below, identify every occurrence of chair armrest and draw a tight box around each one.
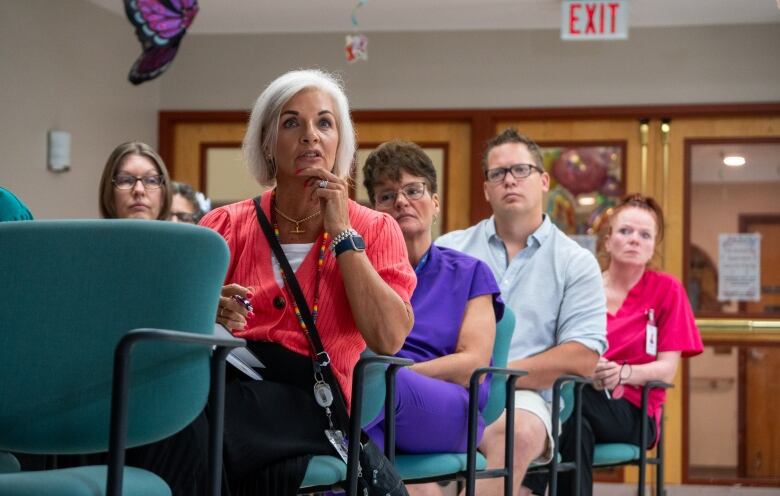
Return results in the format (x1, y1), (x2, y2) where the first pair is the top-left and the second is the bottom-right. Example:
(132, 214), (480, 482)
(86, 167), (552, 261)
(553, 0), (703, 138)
(465, 366), (528, 495)
(107, 327), (246, 496)
(640, 380), (673, 416)
(551, 375), (593, 426)
(122, 327), (247, 350)
(346, 354), (413, 496)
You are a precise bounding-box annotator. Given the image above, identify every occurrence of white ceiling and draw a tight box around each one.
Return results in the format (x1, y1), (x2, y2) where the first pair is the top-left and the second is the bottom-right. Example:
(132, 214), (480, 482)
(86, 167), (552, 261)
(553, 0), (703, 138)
(88, 0), (780, 34)
(691, 143), (780, 184)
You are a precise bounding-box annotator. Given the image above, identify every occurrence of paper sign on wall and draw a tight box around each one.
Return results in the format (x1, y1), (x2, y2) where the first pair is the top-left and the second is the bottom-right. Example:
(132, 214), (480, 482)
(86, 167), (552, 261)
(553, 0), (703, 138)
(561, 0), (629, 41)
(718, 233), (761, 302)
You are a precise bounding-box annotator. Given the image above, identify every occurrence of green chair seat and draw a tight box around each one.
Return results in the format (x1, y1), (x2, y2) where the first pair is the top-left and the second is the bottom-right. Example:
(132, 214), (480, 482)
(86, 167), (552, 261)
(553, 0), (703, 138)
(395, 452), (487, 481)
(0, 466), (170, 496)
(301, 455), (347, 488)
(593, 443), (641, 466)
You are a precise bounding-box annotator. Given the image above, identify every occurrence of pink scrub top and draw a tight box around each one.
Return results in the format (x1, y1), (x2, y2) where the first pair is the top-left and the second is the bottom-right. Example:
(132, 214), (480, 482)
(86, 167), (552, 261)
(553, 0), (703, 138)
(605, 270), (703, 436)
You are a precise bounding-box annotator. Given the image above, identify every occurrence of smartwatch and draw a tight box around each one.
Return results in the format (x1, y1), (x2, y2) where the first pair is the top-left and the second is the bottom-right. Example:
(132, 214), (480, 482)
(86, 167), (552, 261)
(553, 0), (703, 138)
(331, 228), (366, 257)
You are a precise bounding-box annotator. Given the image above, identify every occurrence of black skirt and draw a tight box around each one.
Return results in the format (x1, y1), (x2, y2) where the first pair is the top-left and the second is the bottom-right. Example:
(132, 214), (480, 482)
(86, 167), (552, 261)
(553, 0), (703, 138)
(222, 341), (337, 494)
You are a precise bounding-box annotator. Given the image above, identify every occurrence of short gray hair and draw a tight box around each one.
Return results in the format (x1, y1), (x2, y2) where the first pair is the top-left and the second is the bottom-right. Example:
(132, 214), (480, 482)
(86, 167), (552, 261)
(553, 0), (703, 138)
(243, 69), (356, 187)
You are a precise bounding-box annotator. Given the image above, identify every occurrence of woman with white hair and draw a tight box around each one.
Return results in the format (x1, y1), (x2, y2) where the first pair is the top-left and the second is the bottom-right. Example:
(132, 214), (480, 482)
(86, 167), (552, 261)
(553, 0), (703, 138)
(191, 69), (415, 494)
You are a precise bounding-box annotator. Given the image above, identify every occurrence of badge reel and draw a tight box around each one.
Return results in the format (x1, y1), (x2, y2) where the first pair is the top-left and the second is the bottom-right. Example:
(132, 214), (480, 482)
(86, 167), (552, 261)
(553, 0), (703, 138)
(645, 308), (658, 356)
(315, 377), (350, 464)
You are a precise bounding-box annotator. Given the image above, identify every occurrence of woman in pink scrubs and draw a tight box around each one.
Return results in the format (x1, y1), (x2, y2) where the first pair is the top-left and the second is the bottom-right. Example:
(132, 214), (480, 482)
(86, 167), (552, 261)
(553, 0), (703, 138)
(558, 194), (703, 496)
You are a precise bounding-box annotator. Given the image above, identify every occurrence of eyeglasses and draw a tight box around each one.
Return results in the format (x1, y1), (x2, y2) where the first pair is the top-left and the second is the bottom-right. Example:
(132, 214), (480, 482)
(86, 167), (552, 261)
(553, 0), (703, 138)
(375, 182), (427, 208)
(113, 174), (164, 190)
(484, 163), (542, 183)
(170, 211), (197, 223)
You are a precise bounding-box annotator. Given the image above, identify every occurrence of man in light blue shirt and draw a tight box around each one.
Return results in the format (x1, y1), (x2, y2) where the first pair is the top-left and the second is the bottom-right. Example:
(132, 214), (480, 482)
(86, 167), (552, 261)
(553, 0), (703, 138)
(436, 129), (606, 496)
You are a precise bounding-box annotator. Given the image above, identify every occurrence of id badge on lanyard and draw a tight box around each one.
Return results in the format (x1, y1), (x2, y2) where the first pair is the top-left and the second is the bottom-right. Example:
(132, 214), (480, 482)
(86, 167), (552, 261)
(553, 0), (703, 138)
(645, 308), (658, 356)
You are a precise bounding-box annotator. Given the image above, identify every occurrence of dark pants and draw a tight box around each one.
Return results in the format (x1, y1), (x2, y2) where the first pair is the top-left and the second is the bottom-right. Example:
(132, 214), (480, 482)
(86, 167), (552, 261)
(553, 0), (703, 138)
(556, 385), (656, 496)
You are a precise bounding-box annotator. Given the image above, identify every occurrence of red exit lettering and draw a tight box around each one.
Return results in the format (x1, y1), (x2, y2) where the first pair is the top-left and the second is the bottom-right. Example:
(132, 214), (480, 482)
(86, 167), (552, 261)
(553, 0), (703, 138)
(567, 1), (622, 37)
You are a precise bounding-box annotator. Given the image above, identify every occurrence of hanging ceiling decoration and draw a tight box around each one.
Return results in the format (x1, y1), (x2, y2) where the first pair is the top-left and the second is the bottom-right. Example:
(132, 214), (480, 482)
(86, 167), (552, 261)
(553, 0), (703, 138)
(124, 0), (199, 85)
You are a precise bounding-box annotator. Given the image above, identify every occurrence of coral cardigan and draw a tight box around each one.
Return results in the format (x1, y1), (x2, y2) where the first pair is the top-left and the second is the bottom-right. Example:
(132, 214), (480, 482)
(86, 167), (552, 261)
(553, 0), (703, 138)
(200, 191), (416, 405)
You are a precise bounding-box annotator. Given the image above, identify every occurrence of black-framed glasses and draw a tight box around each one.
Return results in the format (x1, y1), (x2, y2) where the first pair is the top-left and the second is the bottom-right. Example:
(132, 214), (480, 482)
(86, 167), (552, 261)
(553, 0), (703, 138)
(170, 211), (197, 223)
(375, 182), (427, 208)
(484, 163), (543, 183)
(112, 174), (164, 190)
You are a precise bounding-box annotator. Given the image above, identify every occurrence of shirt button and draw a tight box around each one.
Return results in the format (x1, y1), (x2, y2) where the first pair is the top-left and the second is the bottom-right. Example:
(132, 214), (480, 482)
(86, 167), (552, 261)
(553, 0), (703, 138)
(273, 295), (286, 309)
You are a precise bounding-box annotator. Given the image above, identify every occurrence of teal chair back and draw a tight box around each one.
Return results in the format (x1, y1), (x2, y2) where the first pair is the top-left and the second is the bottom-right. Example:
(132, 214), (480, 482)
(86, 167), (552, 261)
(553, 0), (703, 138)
(0, 220), (229, 455)
(481, 308), (516, 425)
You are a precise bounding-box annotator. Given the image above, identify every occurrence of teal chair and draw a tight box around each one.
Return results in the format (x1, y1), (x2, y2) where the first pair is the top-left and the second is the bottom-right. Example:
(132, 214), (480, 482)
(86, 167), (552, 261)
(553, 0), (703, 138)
(592, 381), (672, 496)
(299, 354), (413, 495)
(391, 309), (529, 496)
(525, 375), (591, 496)
(300, 309), (520, 495)
(0, 220), (245, 496)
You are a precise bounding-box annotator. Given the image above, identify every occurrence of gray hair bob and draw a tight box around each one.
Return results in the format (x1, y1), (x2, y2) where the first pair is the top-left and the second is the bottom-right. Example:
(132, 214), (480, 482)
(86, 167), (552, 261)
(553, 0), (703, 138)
(243, 69), (356, 187)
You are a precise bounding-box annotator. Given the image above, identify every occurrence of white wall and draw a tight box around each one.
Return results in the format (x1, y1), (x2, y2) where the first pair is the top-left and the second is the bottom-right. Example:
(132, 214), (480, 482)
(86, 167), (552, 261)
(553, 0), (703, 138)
(1, 0), (778, 219)
(0, 0), (160, 219)
(159, 24), (780, 110)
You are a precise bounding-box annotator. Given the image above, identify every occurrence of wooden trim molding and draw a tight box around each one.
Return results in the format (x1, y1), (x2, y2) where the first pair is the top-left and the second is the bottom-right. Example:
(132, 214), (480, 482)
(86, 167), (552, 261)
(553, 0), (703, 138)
(159, 102), (780, 182)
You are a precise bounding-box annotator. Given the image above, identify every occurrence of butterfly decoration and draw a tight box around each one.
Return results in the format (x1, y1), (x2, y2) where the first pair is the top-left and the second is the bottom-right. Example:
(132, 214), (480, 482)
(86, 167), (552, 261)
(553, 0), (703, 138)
(124, 0), (199, 85)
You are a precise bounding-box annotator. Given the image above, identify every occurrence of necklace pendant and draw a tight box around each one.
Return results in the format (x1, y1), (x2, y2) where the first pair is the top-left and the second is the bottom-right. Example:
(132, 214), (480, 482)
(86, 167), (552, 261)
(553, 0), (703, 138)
(290, 224), (305, 234)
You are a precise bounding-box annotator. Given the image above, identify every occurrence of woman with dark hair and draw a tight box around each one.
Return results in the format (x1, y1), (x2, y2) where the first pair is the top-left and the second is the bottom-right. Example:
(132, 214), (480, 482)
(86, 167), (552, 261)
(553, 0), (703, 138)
(555, 194), (703, 496)
(170, 181), (209, 224)
(362, 141), (502, 495)
(97, 141), (172, 220)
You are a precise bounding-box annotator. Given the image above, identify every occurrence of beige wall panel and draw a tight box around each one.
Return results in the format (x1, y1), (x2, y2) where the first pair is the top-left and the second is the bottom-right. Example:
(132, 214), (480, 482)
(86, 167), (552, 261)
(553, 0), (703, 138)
(172, 123), (247, 189)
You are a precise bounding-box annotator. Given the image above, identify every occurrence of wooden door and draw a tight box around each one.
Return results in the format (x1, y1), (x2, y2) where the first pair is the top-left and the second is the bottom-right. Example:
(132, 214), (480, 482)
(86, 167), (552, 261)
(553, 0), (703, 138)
(680, 116), (780, 486)
(743, 345), (780, 479)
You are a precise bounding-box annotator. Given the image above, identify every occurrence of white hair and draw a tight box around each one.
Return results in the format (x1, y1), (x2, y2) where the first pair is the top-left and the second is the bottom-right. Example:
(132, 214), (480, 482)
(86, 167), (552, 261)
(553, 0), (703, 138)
(243, 69), (356, 187)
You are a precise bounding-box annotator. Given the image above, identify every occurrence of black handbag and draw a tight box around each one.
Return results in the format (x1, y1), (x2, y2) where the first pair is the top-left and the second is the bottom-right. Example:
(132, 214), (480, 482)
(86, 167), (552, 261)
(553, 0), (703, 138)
(253, 197), (408, 496)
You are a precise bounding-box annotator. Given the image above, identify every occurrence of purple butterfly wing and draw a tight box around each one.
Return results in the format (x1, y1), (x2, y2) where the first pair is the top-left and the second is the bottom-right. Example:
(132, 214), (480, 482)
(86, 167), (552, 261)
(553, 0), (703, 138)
(126, 0), (198, 42)
(124, 0), (198, 84)
(128, 42), (180, 85)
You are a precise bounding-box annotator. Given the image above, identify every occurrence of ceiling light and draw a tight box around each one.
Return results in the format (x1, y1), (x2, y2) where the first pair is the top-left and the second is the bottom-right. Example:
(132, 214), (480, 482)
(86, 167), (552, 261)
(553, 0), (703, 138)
(723, 155), (745, 167)
(578, 196), (596, 206)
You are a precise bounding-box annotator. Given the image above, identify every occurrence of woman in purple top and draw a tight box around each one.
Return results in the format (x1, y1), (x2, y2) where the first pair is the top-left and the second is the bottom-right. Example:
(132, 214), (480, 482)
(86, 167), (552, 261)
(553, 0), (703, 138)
(362, 141), (503, 469)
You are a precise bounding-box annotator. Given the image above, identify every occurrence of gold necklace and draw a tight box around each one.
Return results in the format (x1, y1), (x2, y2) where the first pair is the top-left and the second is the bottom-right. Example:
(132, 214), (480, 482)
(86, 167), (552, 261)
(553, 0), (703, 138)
(273, 206), (321, 233)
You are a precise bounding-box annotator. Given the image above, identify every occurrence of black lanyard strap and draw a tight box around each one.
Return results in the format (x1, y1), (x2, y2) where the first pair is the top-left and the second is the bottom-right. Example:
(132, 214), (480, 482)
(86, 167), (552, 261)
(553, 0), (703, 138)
(253, 196), (350, 429)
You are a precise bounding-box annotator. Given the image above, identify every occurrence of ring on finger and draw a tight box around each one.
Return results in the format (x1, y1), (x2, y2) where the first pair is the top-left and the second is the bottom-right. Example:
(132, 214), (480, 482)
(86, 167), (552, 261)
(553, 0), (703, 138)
(318, 179), (328, 189)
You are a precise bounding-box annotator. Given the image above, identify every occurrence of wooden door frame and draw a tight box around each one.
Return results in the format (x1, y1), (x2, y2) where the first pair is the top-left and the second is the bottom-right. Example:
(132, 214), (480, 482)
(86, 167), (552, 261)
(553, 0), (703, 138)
(158, 103), (780, 225)
(684, 136), (780, 320)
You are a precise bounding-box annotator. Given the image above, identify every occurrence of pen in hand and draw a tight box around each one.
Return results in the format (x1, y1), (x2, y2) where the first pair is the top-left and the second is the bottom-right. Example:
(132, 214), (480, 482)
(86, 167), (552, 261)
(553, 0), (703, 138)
(232, 294), (254, 314)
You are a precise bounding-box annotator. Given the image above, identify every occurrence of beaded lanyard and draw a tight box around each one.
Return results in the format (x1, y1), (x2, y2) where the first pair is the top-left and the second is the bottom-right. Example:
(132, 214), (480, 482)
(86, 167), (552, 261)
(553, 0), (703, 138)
(271, 190), (329, 329)
(257, 194), (348, 460)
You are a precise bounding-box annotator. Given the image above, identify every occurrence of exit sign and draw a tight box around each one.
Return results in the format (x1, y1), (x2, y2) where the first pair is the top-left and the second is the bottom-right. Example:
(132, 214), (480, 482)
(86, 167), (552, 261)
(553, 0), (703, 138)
(561, 0), (629, 40)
